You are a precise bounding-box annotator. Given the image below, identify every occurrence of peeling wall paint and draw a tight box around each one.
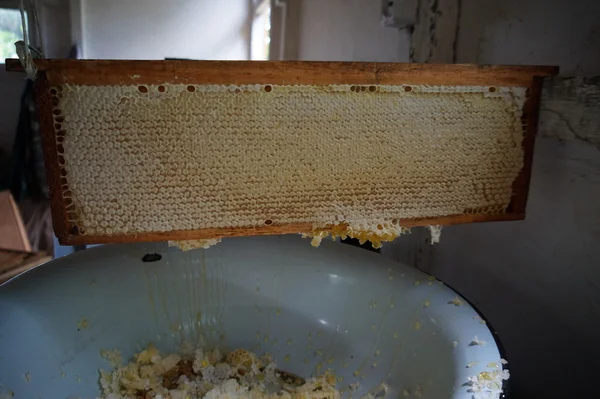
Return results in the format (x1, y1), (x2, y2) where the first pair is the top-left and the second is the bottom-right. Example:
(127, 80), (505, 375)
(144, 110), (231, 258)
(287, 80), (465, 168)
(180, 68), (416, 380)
(540, 76), (600, 147)
(410, 0), (461, 63)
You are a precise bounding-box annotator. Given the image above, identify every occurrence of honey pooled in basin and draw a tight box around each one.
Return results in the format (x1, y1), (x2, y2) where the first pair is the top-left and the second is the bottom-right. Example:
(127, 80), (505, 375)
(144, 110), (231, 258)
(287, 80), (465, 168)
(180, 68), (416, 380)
(99, 344), (346, 399)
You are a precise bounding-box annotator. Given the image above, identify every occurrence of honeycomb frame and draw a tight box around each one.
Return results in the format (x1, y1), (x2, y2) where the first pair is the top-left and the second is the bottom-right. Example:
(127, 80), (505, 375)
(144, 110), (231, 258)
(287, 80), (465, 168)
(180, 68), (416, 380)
(10, 59), (557, 245)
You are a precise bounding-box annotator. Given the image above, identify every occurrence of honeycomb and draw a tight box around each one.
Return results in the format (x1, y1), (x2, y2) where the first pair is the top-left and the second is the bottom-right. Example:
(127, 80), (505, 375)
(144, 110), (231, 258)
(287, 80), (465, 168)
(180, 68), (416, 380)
(225, 348), (261, 370)
(50, 83), (526, 242)
(168, 239), (222, 251)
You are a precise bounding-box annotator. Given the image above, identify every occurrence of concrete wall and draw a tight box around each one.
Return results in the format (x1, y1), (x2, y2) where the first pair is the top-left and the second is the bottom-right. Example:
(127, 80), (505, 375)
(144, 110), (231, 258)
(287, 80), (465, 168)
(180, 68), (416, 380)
(79, 0), (251, 60)
(456, 0), (600, 76)
(296, 0), (410, 62)
(38, 0), (72, 58)
(427, 0), (600, 397)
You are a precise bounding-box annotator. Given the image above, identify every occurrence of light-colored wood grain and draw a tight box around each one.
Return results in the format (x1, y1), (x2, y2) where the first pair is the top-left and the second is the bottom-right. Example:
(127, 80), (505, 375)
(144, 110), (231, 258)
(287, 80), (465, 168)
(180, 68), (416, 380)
(0, 191), (32, 252)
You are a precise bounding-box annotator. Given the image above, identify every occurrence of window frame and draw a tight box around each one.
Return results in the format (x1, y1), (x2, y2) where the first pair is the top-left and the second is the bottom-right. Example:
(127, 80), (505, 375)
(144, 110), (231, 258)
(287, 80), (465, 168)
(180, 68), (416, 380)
(0, 0), (40, 63)
(250, 0), (300, 61)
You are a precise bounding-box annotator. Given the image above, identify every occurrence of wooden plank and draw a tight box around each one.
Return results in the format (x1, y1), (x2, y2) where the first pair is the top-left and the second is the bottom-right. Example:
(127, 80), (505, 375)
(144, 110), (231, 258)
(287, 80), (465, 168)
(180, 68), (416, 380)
(0, 191), (32, 252)
(5, 59), (557, 87)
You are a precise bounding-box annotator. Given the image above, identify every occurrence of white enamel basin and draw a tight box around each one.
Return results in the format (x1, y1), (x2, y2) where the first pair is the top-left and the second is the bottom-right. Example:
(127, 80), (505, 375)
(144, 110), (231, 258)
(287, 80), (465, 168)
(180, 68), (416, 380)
(0, 235), (508, 398)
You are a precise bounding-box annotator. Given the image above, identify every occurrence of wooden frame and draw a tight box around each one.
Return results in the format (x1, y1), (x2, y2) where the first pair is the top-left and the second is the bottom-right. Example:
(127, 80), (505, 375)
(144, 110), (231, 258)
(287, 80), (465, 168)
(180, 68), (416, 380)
(6, 59), (557, 245)
(7, 59), (555, 86)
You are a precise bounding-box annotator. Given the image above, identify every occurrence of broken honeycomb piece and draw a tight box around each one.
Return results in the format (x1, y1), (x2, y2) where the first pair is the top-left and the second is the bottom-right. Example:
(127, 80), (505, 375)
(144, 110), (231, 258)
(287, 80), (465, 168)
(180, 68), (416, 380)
(225, 348), (262, 371)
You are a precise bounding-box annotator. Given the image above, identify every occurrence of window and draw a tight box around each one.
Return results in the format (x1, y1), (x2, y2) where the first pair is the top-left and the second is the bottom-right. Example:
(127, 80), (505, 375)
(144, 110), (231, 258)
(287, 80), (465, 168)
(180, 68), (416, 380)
(251, 0), (271, 60)
(0, 7), (24, 62)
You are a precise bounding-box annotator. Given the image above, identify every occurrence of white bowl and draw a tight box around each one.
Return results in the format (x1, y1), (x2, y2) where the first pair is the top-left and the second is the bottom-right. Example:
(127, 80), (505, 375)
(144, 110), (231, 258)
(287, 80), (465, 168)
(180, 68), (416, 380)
(0, 235), (508, 398)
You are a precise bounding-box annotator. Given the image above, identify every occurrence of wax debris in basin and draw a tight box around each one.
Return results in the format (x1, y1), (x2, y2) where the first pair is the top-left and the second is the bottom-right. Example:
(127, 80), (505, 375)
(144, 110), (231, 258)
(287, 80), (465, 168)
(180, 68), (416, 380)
(99, 344), (342, 399)
(466, 369), (510, 399)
